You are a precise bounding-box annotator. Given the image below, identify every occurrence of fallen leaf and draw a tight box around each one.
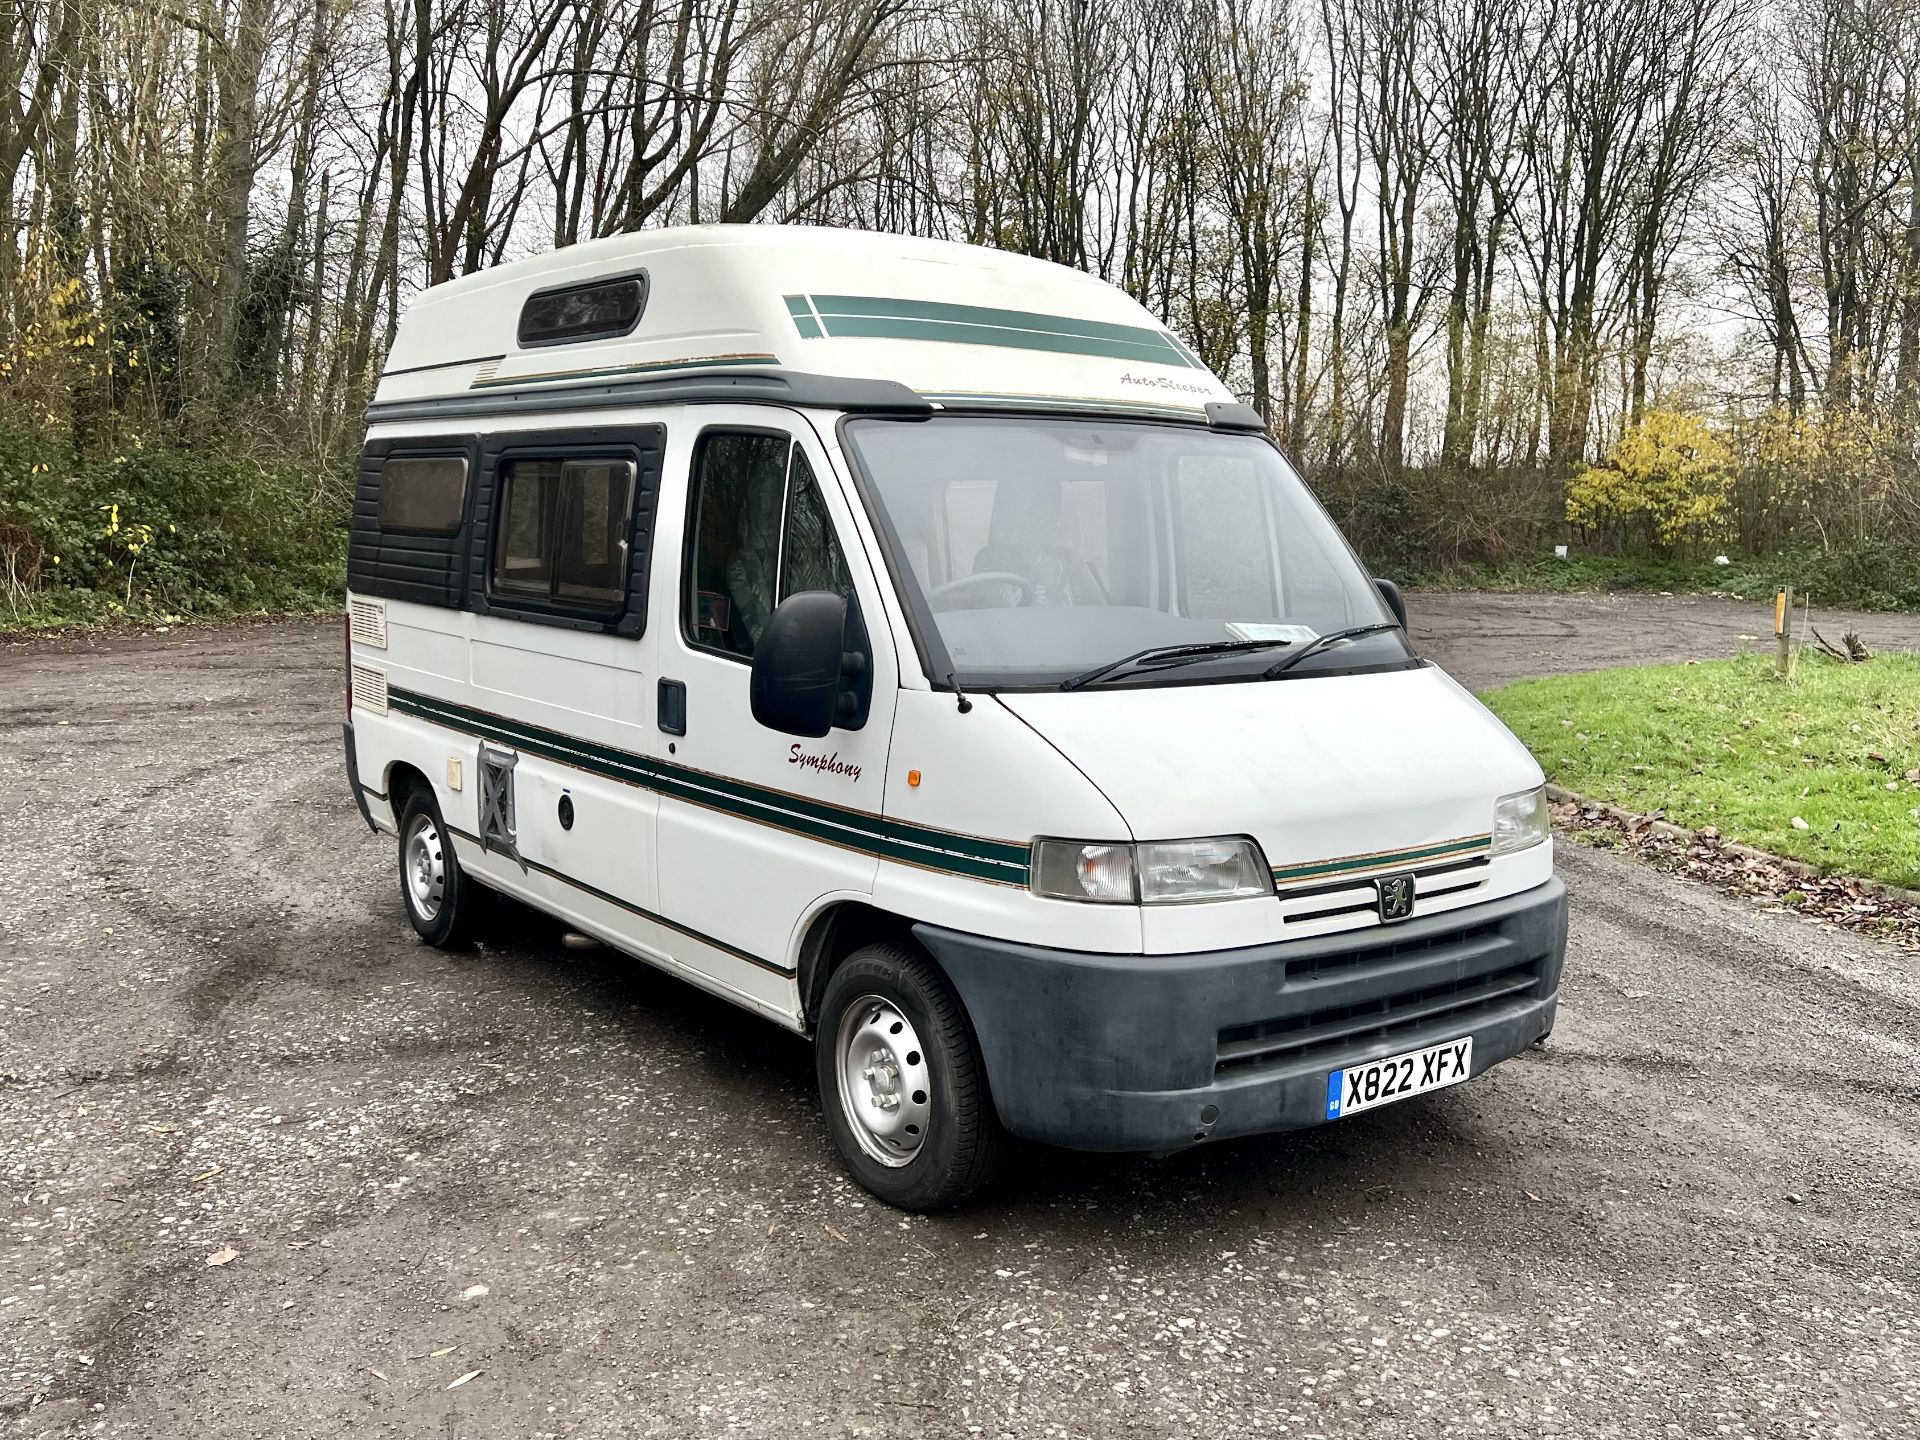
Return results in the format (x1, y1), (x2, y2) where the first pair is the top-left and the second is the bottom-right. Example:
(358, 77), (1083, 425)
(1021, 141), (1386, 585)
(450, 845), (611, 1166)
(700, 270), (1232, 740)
(206, 1247), (239, 1267)
(191, 1166), (222, 1184)
(367, 1367), (391, 1383)
(825, 1224), (848, 1243)
(430, 1345), (459, 1358)
(447, 1370), (482, 1391)
(287, 1240), (313, 1250)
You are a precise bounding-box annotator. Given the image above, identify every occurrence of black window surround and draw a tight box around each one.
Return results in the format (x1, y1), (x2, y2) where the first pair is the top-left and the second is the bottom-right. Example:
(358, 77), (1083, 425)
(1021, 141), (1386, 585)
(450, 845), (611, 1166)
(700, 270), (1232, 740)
(348, 436), (480, 609)
(467, 425), (666, 637)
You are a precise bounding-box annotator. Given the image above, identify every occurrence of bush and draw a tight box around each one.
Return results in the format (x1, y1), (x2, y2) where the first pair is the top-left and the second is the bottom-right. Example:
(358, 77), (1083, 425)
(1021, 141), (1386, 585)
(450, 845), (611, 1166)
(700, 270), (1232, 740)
(1566, 410), (1734, 554)
(0, 427), (348, 626)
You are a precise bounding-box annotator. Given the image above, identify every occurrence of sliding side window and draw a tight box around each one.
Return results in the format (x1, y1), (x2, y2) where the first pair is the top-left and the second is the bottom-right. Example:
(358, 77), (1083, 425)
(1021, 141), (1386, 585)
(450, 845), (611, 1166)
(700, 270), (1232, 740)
(491, 457), (636, 615)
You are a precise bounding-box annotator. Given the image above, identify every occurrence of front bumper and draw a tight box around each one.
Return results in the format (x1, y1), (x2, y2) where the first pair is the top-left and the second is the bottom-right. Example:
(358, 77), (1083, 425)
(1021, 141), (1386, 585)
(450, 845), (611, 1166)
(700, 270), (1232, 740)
(915, 877), (1566, 1152)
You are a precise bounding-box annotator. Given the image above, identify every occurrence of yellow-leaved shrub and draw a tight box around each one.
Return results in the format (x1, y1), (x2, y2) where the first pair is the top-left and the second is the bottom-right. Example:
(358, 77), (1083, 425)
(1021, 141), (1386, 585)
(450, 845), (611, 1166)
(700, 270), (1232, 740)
(1567, 410), (1733, 553)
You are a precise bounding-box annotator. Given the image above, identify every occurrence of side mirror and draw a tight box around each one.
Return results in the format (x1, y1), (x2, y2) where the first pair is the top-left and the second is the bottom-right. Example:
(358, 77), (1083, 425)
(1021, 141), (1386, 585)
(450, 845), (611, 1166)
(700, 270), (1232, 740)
(750, 592), (868, 737)
(1374, 577), (1407, 629)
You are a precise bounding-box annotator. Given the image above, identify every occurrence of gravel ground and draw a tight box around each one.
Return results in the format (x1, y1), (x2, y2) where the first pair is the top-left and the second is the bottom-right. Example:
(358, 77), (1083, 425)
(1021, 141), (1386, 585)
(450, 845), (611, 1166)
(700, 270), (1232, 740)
(1, 592), (1915, 1439)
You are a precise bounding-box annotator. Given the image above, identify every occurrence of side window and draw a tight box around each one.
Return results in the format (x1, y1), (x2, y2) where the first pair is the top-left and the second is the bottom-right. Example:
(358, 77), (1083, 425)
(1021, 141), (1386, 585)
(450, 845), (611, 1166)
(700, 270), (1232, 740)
(378, 455), (468, 535)
(491, 456), (635, 612)
(778, 450), (853, 603)
(554, 460), (635, 605)
(494, 459), (557, 598)
(685, 432), (789, 657)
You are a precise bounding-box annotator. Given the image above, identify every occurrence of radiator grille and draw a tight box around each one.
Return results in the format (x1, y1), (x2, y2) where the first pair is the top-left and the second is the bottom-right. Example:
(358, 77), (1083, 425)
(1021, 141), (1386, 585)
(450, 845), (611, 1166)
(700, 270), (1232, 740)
(348, 596), (388, 649)
(1280, 856), (1490, 927)
(1216, 959), (1542, 1075)
(350, 663), (389, 716)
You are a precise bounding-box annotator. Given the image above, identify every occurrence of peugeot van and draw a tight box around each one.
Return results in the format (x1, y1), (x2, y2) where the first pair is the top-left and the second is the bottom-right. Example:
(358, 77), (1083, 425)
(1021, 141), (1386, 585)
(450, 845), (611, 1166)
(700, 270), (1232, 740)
(343, 225), (1566, 1209)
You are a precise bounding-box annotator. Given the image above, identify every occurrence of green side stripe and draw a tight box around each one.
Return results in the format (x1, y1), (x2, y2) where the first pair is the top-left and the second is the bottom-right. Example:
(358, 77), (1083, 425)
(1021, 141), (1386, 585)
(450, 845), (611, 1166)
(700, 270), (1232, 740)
(445, 824), (794, 975)
(785, 293), (1194, 369)
(388, 687), (1031, 885)
(1271, 837), (1492, 884)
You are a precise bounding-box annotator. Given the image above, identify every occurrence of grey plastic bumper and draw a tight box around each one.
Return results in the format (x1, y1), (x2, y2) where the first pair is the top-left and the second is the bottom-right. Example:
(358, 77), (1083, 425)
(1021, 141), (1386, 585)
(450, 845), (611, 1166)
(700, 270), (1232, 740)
(915, 877), (1567, 1153)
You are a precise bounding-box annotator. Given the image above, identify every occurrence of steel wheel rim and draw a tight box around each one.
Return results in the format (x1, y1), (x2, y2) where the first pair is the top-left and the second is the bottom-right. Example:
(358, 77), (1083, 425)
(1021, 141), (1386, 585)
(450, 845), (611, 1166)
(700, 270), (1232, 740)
(404, 814), (446, 922)
(834, 994), (933, 1168)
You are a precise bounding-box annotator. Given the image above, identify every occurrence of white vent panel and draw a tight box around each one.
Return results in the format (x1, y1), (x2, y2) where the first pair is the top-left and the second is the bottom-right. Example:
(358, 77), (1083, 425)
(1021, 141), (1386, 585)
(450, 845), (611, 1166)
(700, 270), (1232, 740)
(351, 664), (390, 716)
(348, 597), (388, 649)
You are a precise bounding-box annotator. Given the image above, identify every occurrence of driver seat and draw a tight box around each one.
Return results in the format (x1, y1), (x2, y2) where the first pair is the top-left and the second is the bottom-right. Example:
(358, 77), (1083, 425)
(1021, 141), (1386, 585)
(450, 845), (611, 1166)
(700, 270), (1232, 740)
(972, 475), (1102, 607)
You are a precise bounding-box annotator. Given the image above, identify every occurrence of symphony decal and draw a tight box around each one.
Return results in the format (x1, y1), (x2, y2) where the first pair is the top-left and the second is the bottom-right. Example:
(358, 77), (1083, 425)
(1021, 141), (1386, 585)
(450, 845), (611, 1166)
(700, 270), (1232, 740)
(789, 745), (862, 783)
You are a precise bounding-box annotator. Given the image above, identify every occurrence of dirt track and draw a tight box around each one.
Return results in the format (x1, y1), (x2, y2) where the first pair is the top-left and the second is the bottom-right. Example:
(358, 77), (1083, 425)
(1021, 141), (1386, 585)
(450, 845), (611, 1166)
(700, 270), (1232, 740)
(1, 592), (1915, 1439)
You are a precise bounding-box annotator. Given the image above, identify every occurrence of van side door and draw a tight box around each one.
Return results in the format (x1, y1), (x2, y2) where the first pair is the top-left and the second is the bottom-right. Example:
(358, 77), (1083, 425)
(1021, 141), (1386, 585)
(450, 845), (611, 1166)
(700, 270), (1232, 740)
(650, 409), (900, 1012)
(461, 426), (664, 927)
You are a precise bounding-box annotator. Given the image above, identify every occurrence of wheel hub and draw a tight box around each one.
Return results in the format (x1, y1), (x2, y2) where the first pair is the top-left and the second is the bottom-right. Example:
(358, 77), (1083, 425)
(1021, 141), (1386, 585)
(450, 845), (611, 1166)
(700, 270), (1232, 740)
(404, 815), (446, 921)
(835, 996), (932, 1167)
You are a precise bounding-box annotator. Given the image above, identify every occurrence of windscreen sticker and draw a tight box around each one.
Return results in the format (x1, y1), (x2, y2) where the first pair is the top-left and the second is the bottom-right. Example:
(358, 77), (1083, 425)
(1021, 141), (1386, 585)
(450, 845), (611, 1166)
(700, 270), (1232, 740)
(1226, 622), (1319, 644)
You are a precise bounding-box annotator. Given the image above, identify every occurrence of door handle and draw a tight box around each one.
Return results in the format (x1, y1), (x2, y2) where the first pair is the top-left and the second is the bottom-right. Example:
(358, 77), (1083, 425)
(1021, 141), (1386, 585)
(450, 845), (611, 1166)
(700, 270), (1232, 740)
(657, 678), (687, 736)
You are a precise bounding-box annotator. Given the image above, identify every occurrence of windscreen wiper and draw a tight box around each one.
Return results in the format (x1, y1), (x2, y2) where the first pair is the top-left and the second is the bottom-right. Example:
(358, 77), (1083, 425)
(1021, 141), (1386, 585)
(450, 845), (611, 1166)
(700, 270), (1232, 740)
(1060, 638), (1296, 691)
(1260, 622), (1403, 678)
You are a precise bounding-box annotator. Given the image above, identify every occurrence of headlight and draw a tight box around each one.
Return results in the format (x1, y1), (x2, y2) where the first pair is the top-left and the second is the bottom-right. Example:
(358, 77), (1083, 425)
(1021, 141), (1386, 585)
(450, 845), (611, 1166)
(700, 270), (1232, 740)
(1031, 837), (1271, 904)
(1491, 786), (1550, 856)
(1137, 838), (1271, 903)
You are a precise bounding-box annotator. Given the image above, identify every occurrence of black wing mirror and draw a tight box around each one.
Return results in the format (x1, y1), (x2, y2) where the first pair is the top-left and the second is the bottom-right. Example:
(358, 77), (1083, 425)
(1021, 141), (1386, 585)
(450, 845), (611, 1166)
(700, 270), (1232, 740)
(750, 592), (870, 737)
(1373, 577), (1407, 629)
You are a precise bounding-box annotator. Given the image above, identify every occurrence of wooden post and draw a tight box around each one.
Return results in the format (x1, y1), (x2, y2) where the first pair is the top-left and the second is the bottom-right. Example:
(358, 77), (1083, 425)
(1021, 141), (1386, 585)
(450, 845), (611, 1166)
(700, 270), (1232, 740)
(1775, 586), (1793, 678)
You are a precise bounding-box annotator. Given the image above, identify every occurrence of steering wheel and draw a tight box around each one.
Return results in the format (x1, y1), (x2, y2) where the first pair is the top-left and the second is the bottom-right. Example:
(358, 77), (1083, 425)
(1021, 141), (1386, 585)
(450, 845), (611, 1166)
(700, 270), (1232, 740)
(928, 571), (1035, 607)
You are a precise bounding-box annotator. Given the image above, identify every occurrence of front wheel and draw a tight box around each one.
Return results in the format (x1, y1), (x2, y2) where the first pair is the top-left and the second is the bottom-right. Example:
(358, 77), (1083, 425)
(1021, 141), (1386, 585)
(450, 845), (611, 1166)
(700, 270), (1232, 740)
(398, 792), (477, 948)
(815, 942), (1005, 1211)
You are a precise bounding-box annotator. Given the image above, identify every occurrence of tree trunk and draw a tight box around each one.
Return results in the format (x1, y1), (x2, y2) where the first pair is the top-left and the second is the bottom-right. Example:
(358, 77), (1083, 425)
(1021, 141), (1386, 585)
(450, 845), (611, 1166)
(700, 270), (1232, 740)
(189, 0), (276, 413)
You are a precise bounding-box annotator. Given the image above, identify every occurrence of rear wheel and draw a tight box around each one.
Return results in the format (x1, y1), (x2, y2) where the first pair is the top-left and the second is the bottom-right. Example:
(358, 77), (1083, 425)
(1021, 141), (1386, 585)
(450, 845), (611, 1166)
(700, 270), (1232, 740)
(815, 942), (1005, 1210)
(398, 792), (476, 947)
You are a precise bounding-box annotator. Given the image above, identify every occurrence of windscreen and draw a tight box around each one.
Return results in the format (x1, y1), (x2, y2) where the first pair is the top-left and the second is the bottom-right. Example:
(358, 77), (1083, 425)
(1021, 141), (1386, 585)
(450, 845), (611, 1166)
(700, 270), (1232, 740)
(843, 415), (1405, 689)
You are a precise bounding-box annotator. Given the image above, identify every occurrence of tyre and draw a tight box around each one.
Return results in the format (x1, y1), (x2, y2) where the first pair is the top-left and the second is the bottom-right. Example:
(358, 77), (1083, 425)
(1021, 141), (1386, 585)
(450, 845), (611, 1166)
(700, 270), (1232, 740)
(815, 941), (1005, 1210)
(398, 791), (477, 948)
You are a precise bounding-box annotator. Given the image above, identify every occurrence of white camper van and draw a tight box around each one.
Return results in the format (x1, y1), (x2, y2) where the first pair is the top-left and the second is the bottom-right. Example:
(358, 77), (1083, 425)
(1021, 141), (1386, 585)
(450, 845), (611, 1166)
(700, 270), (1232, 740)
(343, 225), (1565, 1209)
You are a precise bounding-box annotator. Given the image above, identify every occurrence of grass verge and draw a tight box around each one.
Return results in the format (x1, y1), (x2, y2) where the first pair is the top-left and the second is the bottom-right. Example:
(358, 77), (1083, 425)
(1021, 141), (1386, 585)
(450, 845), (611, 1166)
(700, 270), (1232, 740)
(1483, 651), (1919, 889)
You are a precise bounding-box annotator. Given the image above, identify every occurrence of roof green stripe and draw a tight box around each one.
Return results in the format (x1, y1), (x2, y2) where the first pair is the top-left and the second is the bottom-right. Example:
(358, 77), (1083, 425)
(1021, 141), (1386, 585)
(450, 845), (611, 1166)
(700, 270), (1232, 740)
(784, 293), (1195, 369)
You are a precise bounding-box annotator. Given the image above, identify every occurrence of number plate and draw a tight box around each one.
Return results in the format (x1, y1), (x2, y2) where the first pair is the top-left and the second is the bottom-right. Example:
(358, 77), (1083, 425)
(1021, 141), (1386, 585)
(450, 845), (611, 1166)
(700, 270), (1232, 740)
(1325, 1037), (1473, 1120)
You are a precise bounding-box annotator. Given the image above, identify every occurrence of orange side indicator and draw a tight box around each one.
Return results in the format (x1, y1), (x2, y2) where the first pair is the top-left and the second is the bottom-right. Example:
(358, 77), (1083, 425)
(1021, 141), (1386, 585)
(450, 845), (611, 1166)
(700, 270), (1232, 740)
(907, 769), (922, 788)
